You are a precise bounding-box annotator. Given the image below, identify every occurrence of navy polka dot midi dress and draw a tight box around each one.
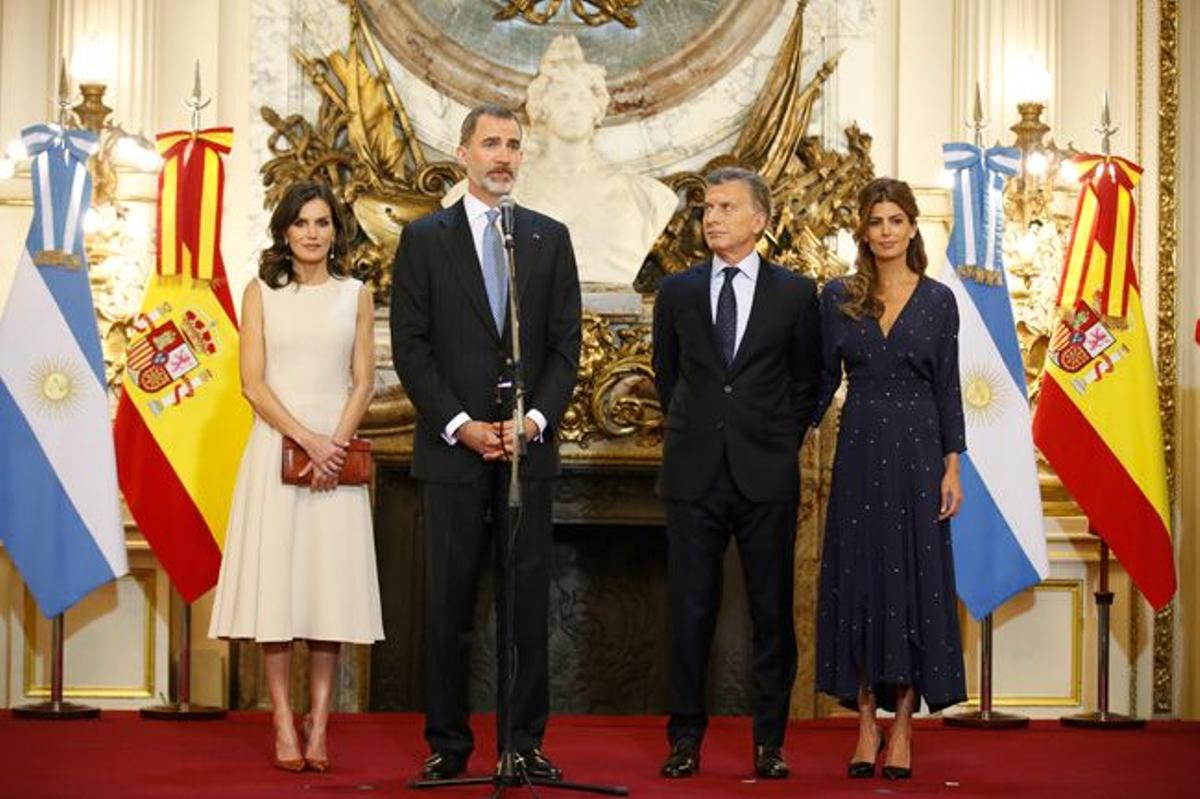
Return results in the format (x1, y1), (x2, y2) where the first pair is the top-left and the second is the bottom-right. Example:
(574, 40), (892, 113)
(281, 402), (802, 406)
(811, 275), (967, 713)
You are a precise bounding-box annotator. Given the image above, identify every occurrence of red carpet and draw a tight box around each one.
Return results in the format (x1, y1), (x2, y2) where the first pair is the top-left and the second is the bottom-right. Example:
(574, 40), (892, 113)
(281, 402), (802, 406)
(0, 711), (1194, 798)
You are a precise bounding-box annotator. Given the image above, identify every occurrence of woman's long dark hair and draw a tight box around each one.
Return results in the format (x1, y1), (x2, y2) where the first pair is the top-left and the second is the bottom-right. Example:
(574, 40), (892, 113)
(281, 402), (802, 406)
(259, 180), (353, 288)
(840, 177), (928, 320)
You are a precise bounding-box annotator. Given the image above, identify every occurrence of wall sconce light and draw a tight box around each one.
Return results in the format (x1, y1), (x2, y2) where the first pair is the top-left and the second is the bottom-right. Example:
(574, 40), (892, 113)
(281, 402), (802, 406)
(70, 33), (115, 133)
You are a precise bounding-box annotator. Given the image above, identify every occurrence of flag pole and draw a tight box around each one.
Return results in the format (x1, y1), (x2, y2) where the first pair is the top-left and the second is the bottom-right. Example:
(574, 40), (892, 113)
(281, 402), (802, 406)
(945, 82), (1029, 730)
(140, 64), (224, 721)
(12, 614), (100, 719)
(1058, 94), (1144, 730)
(944, 612), (1029, 728)
(1061, 530), (1144, 728)
(140, 590), (225, 720)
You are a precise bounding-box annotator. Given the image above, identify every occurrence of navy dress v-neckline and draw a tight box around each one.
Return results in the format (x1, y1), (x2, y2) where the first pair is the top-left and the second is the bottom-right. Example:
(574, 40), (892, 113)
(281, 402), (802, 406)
(873, 275), (921, 341)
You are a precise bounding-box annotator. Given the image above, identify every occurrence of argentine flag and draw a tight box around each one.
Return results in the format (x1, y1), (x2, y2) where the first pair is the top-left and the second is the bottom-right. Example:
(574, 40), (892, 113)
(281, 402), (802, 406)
(936, 142), (1048, 619)
(0, 124), (127, 617)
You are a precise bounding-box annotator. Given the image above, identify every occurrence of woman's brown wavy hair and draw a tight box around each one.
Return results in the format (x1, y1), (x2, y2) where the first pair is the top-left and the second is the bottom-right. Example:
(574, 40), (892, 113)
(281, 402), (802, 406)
(259, 180), (353, 288)
(840, 177), (928, 320)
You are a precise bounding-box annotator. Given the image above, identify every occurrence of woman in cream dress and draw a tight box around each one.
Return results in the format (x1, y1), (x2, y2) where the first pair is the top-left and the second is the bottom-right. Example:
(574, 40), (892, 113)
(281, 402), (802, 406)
(209, 180), (383, 773)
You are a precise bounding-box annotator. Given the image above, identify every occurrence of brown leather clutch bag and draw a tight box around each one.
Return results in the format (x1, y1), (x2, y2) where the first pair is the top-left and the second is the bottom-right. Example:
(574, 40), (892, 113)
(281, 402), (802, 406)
(281, 436), (373, 486)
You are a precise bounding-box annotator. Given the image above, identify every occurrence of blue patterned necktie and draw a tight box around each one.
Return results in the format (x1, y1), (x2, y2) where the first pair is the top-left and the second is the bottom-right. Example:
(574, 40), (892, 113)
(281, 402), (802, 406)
(482, 208), (508, 333)
(715, 266), (739, 366)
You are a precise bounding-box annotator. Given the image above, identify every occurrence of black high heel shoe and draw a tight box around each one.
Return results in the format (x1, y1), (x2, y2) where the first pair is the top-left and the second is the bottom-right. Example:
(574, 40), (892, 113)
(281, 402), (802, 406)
(882, 737), (911, 780)
(847, 728), (884, 779)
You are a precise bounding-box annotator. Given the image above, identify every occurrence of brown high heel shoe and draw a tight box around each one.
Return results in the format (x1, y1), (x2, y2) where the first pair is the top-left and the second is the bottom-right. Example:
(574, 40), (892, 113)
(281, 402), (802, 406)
(301, 714), (331, 773)
(272, 723), (305, 772)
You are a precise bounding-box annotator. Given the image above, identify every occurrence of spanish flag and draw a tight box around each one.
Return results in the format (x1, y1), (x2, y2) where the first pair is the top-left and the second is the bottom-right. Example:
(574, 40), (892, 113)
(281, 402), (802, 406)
(1032, 154), (1176, 609)
(113, 128), (252, 602)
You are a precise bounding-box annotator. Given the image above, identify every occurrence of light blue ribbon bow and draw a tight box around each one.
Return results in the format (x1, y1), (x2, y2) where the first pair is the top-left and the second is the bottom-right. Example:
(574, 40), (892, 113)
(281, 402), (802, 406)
(943, 142), (1020, 285)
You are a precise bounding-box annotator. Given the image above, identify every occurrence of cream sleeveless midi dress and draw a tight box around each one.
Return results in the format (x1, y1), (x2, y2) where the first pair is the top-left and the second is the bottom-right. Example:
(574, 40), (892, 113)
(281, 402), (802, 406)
(208, 276), (383, 644)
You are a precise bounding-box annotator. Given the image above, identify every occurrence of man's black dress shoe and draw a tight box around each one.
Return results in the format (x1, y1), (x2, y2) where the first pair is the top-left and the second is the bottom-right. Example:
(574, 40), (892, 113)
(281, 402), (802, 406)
(753, 744), (789, 779)
(421, 751), (467, 780)
(515, 748), (563, 781)
(660, 738), (700, 778)
(847, 728), (885, 779)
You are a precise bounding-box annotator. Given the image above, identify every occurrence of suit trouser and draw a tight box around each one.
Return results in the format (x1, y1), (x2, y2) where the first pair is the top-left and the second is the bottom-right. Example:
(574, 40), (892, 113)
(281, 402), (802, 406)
(421, 464), (553, 757)
(664, 455), (798, 747)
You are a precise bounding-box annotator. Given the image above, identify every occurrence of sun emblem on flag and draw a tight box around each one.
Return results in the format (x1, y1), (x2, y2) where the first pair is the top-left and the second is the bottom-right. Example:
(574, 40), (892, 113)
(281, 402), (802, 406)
(962, 365), (1007, 426)
(28, 356), (85, 420)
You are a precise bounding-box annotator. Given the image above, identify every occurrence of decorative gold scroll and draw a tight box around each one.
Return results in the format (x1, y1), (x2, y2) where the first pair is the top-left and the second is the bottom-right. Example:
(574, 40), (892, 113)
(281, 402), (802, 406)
(494, 0), (643, 29)
(559, 313), (661, 449)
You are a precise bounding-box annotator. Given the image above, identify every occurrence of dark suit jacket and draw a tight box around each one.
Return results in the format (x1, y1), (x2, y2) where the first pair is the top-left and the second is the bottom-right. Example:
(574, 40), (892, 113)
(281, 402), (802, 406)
(652, 259), (821, 503)
(390, 199), (582, 483)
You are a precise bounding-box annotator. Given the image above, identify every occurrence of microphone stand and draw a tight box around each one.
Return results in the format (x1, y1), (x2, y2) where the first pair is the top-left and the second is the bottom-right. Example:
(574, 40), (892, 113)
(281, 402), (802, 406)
(410, 203), (627, 798)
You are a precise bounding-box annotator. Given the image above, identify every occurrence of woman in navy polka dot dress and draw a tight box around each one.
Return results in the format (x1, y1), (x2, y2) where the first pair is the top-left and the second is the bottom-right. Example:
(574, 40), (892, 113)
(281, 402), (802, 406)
(810, 178), (966, 781)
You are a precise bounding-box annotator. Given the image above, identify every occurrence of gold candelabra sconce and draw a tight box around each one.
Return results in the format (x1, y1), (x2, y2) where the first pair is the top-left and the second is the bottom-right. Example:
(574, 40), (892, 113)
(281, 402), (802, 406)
(1004, 95), (1071, 385)
(1004, 99), (1075, 232)
(62, 40), (163, 206)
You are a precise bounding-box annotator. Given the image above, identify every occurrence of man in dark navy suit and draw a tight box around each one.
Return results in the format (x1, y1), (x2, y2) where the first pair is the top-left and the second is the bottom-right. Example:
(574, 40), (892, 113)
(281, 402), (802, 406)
(652, 167), (821, 780)
(391, 104), (581, 782)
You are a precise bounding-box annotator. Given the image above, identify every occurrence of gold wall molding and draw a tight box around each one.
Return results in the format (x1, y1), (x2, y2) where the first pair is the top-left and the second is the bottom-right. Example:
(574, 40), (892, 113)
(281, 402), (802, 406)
(1130, 0), (1144, 718)
(962, 580), (1084, 707)
(1154, 0), (1179, 718)
(23, 569), (157, 699)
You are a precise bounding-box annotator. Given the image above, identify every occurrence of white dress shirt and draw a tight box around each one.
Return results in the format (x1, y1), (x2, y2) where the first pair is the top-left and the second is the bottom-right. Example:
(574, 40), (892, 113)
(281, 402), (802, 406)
(442, 193), (547, 445)
(709, 250), (760, 357)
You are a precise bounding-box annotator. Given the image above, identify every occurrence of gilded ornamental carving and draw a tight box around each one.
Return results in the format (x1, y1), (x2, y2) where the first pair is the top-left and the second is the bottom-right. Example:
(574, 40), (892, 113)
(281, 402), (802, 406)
(493, 0), (643, 29)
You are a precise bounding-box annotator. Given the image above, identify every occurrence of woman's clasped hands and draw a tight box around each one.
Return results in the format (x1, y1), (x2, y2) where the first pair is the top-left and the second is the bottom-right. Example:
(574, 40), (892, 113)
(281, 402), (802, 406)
(298, 433), (348, 492)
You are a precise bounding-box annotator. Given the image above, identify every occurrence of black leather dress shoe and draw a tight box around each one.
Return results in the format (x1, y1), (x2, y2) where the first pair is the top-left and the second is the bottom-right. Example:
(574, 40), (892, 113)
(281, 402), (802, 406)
(660, 738), (700, 778)
(753, 744), (789, 779)
(421, 751), (467, 781)
(516, 748), (563, 781)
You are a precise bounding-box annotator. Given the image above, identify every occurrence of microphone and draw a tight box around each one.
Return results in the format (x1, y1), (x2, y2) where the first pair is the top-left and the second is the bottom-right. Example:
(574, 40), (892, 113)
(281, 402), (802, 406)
(498, 195), (516, 248)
